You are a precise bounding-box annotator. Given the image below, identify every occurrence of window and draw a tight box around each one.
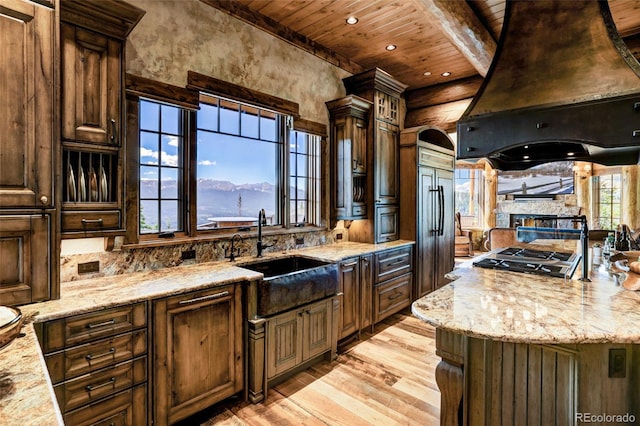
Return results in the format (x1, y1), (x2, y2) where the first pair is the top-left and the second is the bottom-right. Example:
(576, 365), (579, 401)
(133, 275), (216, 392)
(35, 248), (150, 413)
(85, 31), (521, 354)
(594, 172), (621, 229)
(130, 77), (325, 241)
(139, 99), (185, 234)
(196, 95), (283, 230)
(455, 166), (483, 228)
(289, 129), (321, 225)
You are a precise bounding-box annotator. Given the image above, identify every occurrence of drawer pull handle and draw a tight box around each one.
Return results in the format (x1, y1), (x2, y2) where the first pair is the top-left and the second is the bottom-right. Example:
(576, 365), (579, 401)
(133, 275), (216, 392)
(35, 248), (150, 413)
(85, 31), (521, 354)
(389, 292), (404, 300)
(81, 218), (104, 224)
(85, 377), (116, 393)
(179, 290), (230, 305)
(85, 347), (116, 362)
(86, 319), (116, 329)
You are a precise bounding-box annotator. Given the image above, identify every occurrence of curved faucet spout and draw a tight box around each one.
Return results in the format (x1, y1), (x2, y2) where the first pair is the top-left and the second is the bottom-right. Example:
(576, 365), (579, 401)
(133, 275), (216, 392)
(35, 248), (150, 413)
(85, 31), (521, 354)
(257, 209), (271, 257)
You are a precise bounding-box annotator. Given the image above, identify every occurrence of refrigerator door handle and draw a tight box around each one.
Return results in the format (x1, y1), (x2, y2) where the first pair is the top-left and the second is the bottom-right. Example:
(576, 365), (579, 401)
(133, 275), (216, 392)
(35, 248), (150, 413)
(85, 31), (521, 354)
(429, 186), (439, 234)
(437, 185), (445, 236)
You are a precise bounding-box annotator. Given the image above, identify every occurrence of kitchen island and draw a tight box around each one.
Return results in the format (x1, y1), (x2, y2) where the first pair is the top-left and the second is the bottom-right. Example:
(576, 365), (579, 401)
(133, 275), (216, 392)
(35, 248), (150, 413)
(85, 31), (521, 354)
(412, 247), (640, 425)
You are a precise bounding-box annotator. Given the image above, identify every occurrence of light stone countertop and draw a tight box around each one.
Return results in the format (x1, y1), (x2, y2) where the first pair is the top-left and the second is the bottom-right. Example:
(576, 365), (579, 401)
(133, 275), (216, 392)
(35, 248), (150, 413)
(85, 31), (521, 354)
(0, 240), (414, 425)
(412, 249), (640, 345)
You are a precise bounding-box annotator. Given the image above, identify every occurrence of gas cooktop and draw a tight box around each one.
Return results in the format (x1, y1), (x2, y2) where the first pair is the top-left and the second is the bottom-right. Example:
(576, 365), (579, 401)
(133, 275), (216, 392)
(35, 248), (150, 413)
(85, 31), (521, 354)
(473, 247), (581, 279)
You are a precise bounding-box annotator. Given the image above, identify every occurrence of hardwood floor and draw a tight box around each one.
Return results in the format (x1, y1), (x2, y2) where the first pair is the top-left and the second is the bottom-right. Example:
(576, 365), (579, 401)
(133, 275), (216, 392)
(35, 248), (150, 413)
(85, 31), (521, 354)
(177, 310), (440, 425)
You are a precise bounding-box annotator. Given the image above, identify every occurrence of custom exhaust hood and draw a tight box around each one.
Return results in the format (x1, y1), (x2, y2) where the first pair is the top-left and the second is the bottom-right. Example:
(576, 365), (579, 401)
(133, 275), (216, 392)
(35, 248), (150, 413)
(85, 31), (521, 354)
(457, 0), (640, 170)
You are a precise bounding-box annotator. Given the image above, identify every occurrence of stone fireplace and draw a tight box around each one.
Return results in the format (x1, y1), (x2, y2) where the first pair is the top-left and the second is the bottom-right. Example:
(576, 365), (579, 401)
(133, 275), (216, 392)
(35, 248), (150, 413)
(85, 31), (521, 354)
(496, 196), (581, 229)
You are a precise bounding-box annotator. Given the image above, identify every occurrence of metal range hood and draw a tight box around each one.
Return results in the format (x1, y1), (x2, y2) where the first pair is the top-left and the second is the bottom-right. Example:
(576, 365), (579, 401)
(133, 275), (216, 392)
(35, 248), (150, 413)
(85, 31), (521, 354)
(457, 0), (640, 170)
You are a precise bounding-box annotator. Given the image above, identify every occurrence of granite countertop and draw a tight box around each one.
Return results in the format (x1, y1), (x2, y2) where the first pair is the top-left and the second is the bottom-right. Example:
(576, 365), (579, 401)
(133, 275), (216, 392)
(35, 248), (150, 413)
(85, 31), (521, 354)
(0, 240), (413, 425)
(412, 247), (640, 345)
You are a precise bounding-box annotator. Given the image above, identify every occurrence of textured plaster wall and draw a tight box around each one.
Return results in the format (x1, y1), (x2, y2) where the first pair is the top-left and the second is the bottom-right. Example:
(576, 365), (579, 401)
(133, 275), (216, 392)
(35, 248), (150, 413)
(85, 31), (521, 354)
(126, 0), (350, 124)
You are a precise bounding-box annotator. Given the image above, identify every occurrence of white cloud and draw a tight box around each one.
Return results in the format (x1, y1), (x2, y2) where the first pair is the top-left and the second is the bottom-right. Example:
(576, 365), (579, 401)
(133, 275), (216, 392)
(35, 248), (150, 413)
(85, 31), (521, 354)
(167, 136), (179, 147)
(140, 147), (158, 159)
(162, 153), (178, 167)
(198, 160), (217, 166)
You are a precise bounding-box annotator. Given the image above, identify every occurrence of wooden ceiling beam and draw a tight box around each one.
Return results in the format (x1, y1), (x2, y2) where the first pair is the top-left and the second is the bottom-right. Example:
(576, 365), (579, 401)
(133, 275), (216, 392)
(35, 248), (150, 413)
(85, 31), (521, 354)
(413, 0), (496, 77)
(201, 0), (364, 75)
(405, 75), (483, 109)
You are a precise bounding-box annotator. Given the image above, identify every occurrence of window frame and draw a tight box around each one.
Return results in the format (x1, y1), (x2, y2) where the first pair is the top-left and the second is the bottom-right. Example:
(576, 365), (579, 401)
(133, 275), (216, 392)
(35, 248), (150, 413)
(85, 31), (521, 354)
(592, 167), (622, 230)
(454, 163), (484, 229)
(125, 73), (327, 246)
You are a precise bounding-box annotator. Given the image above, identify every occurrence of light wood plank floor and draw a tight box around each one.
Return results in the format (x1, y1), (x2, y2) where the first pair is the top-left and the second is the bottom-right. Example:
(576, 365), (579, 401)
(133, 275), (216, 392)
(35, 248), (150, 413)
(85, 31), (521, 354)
(177, 310), (440, 426)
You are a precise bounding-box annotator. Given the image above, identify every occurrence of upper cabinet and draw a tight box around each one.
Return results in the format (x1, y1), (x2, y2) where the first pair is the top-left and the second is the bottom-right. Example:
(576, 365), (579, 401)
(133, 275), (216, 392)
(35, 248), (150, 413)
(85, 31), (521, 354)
(326, 96), (372, 221)
(0, 0), (55, 209)
(59, 0), (145, 237)
(339, 68), (407, 243)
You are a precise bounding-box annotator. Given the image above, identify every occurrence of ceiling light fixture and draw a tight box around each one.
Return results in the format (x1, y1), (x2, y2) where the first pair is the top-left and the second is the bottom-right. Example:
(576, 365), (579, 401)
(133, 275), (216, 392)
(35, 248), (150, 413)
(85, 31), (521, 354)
(567, 152), (575, 157)
(441, 71), (451, 77)
(385, 44), (397, 51)
(346, 16), (358, 25)
(423, 71), (432, 76)
(523, 155), (530, 160)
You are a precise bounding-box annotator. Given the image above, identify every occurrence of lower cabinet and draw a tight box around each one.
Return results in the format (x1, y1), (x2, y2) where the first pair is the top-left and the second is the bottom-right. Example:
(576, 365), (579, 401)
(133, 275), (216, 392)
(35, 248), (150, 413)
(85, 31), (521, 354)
(338, 254), (373, 341)
(373, 246), (413, 323)
(153, 284), (243, 426)
(267, 298), (335, 379)
(36, 302), (148, 426)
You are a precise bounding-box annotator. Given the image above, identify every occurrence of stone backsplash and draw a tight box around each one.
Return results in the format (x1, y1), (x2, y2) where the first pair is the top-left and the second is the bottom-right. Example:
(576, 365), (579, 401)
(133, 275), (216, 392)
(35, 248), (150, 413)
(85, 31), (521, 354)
(61, 228), (341, 282)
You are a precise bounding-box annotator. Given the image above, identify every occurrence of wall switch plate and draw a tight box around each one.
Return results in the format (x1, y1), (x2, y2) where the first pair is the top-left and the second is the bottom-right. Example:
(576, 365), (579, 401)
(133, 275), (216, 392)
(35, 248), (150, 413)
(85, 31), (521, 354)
(609, 348), (626, 378)
(181, 250), (196, 260)
(78, 261), (100, 274)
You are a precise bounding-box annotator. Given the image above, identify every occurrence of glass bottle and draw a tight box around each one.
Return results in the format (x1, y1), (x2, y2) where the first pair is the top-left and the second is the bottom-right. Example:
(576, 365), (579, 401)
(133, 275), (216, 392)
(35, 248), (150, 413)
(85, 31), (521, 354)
(615, 225), (631, 251)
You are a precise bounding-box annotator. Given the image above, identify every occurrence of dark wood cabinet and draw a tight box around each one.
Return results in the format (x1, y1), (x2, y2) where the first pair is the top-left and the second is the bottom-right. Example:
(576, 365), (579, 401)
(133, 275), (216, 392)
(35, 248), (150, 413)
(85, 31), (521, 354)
(37, 302), (148, 426)
(0, 0), (55, 210)
(0, 0), (57, 305)
(326, 96), (372, 221)
(153, 285), (243, 425)
(338, 254), (374, 341)
(373, 246), (413, 323)
(59, 0), (144, 237)
(340, 68), (407, 244)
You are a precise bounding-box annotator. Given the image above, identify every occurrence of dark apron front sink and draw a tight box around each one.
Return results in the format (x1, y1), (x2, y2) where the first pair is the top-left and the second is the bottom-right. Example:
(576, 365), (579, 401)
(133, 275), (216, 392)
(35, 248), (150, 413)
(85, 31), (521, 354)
(241, 256), (339, 316)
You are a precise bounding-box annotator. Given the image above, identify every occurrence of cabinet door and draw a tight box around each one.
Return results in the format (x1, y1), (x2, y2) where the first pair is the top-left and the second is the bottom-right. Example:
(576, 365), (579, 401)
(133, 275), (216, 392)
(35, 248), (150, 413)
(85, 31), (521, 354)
(267, 309), (303, 379)
(339, 258), (360, 340)
(153, 285), (243, 426)
(374, 120), (399, 205)
(417, 166), (437, 298)
(375, 205), (399, 243)
(359, 254), (373, 330)
(0, 215), (50, 304)
(0, 0), (54, 208)
(435, 169), (455, 289)
(61, 23), (121, 145)
(302, 299), (332, 360)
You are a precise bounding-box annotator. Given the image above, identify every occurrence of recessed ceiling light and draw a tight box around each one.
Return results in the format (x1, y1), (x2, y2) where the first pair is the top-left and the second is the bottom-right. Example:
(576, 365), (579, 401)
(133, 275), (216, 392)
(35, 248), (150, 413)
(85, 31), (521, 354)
(423, 71), (432, 76)
(346, 16), (358, 25)
(441, 71), (452, 77)
(385, 44), (397, 51)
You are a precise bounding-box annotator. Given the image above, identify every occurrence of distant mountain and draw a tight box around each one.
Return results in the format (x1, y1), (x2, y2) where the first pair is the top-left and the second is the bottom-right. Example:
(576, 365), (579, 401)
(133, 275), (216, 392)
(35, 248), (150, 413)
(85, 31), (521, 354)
(140, 179), (305, 228)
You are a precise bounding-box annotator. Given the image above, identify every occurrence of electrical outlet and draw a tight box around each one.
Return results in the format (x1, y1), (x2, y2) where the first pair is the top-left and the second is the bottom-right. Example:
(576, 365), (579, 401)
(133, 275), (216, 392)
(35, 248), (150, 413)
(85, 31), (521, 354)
(181, 250), (196, 260)
(609, 348), (626, 378)
(295, 237), (304, 245)
(336, 233), (343, 240)
(78, 261), (100, 274)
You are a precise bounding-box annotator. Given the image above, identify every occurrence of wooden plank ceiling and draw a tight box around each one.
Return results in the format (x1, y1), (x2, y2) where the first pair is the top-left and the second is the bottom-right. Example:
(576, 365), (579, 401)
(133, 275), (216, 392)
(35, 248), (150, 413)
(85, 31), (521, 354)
(208, 0), (640, 98)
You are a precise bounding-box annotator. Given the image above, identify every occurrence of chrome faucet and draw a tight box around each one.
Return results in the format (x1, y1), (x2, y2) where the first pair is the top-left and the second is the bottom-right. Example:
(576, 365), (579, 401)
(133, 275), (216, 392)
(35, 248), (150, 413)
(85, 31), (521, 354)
(225, 233), (243, 262)
(257, 209), (272, 257)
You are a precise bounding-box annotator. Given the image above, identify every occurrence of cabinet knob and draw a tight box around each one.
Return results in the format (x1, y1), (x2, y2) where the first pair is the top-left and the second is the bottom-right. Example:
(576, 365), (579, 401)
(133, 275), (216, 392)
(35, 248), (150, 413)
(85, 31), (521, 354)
(40, 195), (48, 204)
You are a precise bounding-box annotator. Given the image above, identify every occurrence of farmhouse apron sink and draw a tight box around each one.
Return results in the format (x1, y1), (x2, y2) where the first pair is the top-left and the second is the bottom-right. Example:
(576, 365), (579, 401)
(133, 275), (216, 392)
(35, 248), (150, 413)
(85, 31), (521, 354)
(241, 256), (339, 316)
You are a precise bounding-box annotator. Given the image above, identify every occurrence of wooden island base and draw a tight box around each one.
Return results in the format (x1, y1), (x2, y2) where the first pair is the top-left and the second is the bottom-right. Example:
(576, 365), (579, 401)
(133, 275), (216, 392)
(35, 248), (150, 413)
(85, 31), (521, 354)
(436, 329), (640, 425)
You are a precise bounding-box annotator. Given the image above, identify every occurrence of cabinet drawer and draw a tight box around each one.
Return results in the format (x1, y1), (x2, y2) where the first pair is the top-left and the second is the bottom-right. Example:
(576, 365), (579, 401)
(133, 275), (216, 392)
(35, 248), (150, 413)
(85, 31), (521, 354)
(55, 356), (147, 413)
(374, 273), (412, 323)
(374, 246), (412, 283)
(62, 210), (121, 232)
(63, 383), (147, 426)
(40, 303), (147, 352)
(45, 330), (147, 384)
(352, 204), (367, 217)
